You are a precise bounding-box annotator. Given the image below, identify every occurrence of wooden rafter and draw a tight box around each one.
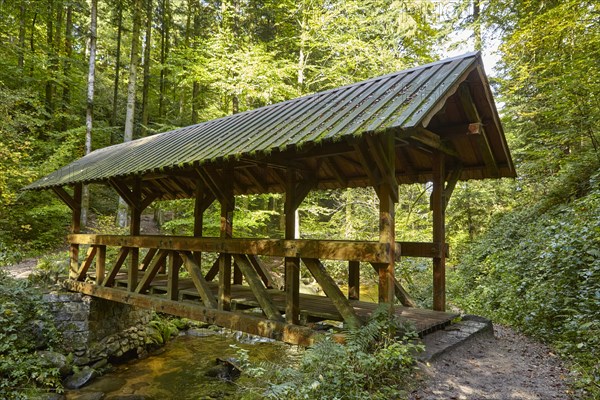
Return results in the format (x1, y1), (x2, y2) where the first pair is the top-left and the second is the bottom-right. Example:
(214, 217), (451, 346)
(52, 186), (77, 210)
(365, 134), (399, 202)
(324, 157), (348, 187)
(458, 84), (499, 177)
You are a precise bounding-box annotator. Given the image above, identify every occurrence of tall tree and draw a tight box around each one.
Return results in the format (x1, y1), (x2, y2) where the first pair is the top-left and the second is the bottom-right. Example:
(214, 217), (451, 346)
(82, 0), (98, 227)
(110, 0), (124, 130)
(117, 0), (142, 227)
(140, 0), (153, 135)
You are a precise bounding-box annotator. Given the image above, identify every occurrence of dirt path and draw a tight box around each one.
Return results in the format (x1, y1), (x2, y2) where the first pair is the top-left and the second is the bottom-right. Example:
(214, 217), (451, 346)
(3, 257), (38, 279)
(410, 324), (573, 400)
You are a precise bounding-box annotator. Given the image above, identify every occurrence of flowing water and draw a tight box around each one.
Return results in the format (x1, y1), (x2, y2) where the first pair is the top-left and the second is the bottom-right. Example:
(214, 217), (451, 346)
(66, 331), (298, 400)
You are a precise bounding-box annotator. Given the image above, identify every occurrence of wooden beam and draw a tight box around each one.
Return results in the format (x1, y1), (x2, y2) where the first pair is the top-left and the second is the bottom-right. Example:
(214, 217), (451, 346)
(135, 249), (169, 294)
(218, 168), (234, 310)
(129, 179), (142, 291)
(353, 141), (381, 188)
(366, 134), (399, 202)
(109, 179), (135, 207)
(324, 158), (347, 187)
(52, 186), (76, 210)
(96, 245), (106, 285)
(394, 241), (449, 259)
(204, 256), (220, 281)
(139, 248), (158, 271)
(102, 247), (129, 287)
(458, 85), (499, 177)
(376, 183), (395, 308)
(301, 258), (362, 329)
(248, 254), (275, 289)
(284, 168), (300, 325)
(69, 235), (396, 264)
(64, 280), (316, 346)
(77, 245), (98, 281)
(444, 167), (462, 210)
(140, 191), (161, 211)
(179, 251), (218, 308)
(348, 260), (360, 300)
(413, 128), (460, 158)
(167, 251), (181, 301)
(69, 183), (82, 279)
(233, 254), (283, 321)
(431, 150), (446, 311)
(370, 262), (416, 307)
(196, 167), (232, 208)
(243, 168), (268, 193)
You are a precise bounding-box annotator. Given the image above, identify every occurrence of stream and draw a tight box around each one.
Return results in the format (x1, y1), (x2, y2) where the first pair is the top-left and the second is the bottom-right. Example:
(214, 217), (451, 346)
(65, 330), (298, 400)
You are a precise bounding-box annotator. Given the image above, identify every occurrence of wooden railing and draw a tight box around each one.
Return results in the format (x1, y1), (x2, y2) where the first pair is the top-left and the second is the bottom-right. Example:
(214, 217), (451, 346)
(67, 234), (447, 334)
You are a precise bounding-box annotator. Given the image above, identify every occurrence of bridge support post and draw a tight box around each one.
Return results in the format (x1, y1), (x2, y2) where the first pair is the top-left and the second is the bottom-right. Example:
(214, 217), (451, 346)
(284, 169), (300, 324)
(432, 151), (446, 311)
(70, 183), (82, 279)
(218, 168), (234, 311)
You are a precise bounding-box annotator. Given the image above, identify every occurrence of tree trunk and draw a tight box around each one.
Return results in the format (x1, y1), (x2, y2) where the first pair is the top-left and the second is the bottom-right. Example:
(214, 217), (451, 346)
(117, 0), (142, 227)
(82, 0), (98, 228)
(158, 0), (170, 121)
(45, 0), (55, 114)
(191, 5), (201, 124)
(140, 0), (153, 136)
(61, 3), (73, 130)
(473, 0), (481, 51)
(111, 1), (123, 132)
(18, 2), (26, 70)
(29, 13), (38, 77)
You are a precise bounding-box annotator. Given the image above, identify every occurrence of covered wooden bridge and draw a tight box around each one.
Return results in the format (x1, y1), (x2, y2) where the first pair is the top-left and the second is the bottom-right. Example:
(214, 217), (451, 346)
(25, 52), (514, 345)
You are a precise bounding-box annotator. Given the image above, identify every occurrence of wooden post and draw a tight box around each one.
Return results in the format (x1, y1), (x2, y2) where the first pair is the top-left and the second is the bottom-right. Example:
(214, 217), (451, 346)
(348, 260), (360, 300)
(432, 150), (446, 311)
(218, 169), (234, 311)
(284, 169), (300, 324)
(374, 133), (397, 310)
(69, 183), (82, 279)
(377, 184), (395, 307)
(128, 179), (141, 291)
(193, 180), (205, 266)
(96, 245), (106, 285)
(167, 251), (180, 301)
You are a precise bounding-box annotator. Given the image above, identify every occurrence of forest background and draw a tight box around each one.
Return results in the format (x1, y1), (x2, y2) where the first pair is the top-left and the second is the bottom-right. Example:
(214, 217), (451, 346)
(0, 0), (598, 396)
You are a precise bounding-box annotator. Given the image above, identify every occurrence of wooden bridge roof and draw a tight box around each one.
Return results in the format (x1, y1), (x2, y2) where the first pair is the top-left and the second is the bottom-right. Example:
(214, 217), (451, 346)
(25, 52), (514, 200)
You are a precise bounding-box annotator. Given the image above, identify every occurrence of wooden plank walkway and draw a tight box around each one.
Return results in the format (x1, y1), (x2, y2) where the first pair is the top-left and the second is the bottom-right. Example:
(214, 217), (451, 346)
(113, 274), (457, 336)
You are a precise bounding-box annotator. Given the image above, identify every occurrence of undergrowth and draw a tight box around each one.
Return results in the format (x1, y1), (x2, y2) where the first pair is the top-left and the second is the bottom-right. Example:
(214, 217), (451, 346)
(0, 270), (63, 399)
(451, 163), (600, 397)
(237, 306), (423, 400)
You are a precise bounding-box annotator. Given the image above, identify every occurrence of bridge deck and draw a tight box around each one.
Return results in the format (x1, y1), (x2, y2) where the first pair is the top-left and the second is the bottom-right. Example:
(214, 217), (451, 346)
(110, 274), (457, 336)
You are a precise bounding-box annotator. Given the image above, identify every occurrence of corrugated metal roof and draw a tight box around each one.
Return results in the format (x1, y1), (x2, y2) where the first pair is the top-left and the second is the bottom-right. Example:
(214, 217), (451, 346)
(26, 52), (485, 191)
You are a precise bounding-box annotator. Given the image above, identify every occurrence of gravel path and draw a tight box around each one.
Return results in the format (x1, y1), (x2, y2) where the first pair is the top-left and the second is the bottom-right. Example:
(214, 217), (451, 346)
(410, 324), (573, 400)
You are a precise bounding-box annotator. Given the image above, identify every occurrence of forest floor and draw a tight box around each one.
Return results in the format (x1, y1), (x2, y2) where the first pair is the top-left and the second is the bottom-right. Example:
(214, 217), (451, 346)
(410, 324), (574, 400)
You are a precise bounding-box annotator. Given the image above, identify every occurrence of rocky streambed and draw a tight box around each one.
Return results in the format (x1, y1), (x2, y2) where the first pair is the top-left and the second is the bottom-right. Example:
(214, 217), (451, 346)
(63, 328), (296, 400)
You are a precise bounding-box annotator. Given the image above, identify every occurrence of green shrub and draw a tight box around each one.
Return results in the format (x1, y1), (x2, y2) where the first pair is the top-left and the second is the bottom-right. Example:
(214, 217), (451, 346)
(240, 306), (423, 400)
(0, 271), (63, 398)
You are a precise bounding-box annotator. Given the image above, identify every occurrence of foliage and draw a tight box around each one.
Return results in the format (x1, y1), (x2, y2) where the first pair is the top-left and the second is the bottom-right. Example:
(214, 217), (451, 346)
(240, 306), (423, 400)
(0, 271), (63, 398)
(146, 314), (180, 346)
(451, 163), (600, 396)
